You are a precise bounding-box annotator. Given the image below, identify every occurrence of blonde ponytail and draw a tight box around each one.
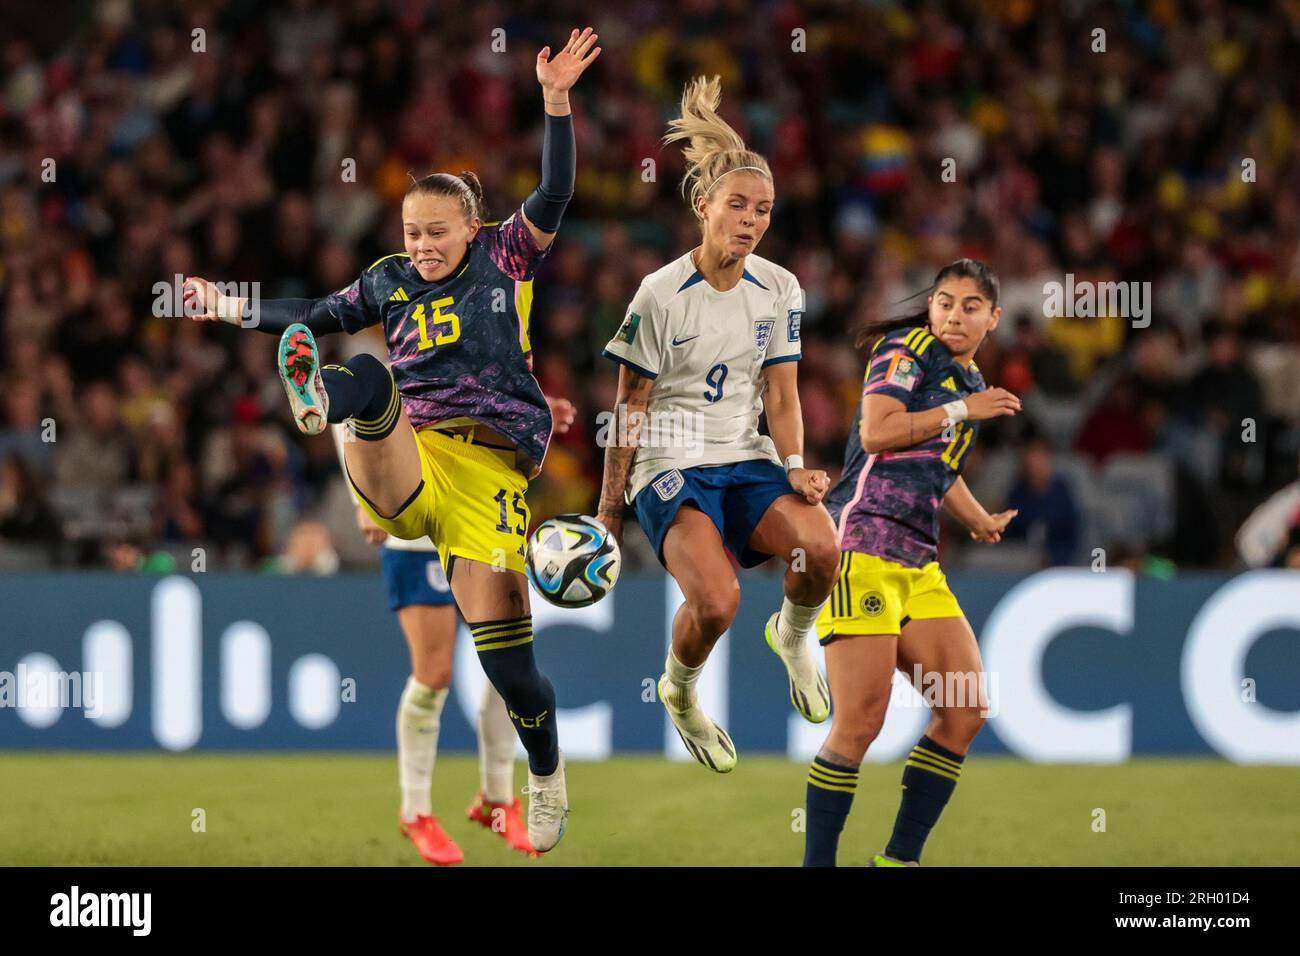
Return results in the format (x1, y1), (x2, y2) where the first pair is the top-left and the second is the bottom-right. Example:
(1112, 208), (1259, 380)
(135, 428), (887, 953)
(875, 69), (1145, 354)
(662, 75), (772, 220)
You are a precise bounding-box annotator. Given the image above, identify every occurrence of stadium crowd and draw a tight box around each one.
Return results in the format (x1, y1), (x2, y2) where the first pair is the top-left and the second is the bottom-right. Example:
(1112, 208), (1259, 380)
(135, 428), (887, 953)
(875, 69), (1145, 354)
(2, 0), (1299, 573)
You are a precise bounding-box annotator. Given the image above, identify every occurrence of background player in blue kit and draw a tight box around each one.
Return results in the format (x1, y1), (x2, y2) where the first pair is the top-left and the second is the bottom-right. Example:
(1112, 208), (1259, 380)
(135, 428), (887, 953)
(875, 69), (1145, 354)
(597, 77), (840, 774)
(182, 27), (602, 853)
(803, 259), (1022, 867)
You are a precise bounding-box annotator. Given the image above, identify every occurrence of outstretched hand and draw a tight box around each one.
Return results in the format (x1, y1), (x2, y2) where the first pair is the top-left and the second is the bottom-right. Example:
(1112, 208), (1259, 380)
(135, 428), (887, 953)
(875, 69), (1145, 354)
(182, 276), (221, 321)
(545, 396), (577, 435)
(971, 509), (1018, 544)
(537, 27), (601, 93)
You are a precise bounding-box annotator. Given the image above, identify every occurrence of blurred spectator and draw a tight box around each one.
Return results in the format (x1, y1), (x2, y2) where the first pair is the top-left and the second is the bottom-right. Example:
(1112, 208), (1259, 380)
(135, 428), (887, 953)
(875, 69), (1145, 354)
(53, 381), (132, 497)
(1001, 429), (1081, 567)
(0, 453), (58, 545)
(1074, 377), (1154, 466)
(1185, 321), (1264, 489)
(263, 519), (339, 575)
(0, 1), (1296, 571)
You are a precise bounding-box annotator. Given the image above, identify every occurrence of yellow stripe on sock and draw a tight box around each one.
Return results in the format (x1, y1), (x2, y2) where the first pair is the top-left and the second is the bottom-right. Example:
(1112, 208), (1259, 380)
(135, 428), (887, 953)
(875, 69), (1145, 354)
(807, 774), (857, 794)
(351, 386), (400, 434)
(809, 767), (858, 789)
(810, 762), (858, 780)
(473, 627), (532, 644)
(912, 745), (963, 773)
(474, 635), (535, 652)
(905, 757), (961, 782)
(471, 621), (533, 638)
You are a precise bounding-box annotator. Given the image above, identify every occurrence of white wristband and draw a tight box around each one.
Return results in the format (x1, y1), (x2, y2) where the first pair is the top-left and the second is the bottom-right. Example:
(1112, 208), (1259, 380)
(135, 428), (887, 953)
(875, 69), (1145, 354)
(941, 399), (969, 424)
(784, 454), (804, 474)
(216, 294), (246, 325)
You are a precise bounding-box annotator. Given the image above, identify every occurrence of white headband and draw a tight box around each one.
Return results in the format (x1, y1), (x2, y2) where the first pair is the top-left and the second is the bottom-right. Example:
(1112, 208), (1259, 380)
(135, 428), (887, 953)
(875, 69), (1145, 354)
(704, 165), (770, 193)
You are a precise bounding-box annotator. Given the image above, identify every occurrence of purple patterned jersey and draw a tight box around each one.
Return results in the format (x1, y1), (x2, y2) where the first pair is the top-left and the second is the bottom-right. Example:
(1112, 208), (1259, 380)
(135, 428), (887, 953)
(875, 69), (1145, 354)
(825, 326), (987, 567)
(324, 206), (552, 476)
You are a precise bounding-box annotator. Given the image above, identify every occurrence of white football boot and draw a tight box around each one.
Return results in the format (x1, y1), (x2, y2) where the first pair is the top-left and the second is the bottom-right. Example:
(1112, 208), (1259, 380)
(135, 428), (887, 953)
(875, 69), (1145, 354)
(522, 750), (569, 853)
(658, 674), (738, 773)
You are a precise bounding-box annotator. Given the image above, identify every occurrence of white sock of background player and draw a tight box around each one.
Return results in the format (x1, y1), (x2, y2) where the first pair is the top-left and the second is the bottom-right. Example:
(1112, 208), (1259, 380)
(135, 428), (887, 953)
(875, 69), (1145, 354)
(397, 675), (447, 821)
(477, 681), (517, 805)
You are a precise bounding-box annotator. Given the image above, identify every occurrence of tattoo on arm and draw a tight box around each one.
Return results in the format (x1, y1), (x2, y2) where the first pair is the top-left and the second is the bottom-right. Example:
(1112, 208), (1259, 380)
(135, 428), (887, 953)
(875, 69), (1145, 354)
(598, 372), (652, 515)
(598, 400), (646, 513)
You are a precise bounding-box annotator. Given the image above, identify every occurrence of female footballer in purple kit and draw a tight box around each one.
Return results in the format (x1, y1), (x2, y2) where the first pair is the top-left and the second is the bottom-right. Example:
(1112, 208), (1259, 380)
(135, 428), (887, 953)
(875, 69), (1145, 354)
(182, 27), (602, 853)
(802, 259), (1021, 866)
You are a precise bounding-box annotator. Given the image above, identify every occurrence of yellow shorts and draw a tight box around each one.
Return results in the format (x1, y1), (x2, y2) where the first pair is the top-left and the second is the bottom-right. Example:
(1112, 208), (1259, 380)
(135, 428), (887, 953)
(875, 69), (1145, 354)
(815, 552), (963, 643)
(346, 427), (531, 574)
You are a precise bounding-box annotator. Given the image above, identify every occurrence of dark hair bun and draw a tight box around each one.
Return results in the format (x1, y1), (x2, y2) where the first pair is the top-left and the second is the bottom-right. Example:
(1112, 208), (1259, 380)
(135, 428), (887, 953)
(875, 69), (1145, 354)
(458, 170), (485, 203)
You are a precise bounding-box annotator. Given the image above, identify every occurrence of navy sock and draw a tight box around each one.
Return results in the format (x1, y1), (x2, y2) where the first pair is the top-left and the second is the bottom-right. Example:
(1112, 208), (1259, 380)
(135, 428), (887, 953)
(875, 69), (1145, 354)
(322, 353), (399, 439)
(803, 755), (859, 867)
(470, 617), (559, 776)
(885, 735), (965, 863)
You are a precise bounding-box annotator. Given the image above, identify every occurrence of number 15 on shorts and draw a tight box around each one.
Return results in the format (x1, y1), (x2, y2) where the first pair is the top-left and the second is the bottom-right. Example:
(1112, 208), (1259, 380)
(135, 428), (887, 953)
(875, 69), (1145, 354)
(494, 488), (528, 535)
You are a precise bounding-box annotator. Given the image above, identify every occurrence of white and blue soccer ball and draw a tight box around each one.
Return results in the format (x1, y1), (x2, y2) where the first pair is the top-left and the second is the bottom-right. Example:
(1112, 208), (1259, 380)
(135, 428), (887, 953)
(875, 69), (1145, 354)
(525, 514), (621, 609)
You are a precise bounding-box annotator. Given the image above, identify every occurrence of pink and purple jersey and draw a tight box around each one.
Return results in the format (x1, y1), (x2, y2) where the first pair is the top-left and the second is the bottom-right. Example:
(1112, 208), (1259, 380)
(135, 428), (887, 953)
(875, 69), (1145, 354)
(825, 326), (986, 568)
(323, 206), (551, 476)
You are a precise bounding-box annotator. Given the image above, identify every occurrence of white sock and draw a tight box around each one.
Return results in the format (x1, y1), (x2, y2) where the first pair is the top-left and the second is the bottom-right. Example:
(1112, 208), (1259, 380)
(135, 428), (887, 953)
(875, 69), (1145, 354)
(663, 648), (704, 710)
(397, 676), (447, 822)
(477, 681), (516, 804)
(776, 596), (825, 650)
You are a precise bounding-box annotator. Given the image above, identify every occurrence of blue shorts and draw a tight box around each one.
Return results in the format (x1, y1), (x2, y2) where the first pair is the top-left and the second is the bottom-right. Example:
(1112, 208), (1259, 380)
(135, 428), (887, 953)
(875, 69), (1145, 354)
(633, 460), (796, 569)
(379, 545), (455, 611)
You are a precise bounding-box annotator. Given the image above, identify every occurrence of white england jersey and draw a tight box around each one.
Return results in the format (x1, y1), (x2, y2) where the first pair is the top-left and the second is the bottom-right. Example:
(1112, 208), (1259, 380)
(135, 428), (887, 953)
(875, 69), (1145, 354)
(602, 250), (804, 502)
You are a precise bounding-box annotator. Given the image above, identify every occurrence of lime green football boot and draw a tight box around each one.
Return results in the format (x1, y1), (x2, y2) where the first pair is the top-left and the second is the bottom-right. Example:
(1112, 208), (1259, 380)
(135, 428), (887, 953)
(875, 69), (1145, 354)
(764, 612), (831, 723)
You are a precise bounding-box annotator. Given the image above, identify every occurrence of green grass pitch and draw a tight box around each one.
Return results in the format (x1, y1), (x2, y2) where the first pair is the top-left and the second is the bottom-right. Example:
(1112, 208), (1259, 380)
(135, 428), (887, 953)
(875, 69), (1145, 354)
(2, 753), (1296, 866)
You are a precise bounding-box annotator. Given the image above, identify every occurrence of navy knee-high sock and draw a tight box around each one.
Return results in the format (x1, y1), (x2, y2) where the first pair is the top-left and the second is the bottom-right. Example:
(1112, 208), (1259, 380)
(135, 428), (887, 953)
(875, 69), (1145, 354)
(885, 735), (965, 863)
(803, 754), (859, 867)
(469, 617), (559, 776)
(322, 353), (399, 439)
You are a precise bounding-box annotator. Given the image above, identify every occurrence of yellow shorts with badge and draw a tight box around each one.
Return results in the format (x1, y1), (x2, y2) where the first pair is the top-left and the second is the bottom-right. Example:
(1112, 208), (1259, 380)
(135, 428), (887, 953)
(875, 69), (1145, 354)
(815, 552), (963, 643)
(346, 426), (530, 575)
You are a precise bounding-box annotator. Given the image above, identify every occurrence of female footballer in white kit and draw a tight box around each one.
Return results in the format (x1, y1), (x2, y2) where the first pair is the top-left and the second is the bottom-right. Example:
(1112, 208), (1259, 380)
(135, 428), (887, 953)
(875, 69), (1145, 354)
(596, 76), (840, 772)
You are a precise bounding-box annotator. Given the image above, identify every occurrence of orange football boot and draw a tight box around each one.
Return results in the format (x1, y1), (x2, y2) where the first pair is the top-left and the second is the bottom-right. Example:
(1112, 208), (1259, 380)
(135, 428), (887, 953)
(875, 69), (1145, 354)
(465, 793), (537, 856)
(399, 814), (464, 866)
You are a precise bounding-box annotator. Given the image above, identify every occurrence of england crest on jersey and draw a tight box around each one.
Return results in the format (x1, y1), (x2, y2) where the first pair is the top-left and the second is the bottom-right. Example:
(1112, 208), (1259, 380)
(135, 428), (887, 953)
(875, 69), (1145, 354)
(754, 319), (775, 354)
(652, 469), (684, 502)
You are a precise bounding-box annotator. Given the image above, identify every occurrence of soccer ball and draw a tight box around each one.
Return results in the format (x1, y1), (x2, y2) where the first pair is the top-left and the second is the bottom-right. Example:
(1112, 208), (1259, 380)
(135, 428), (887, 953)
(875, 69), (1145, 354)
(525, 514), (621, 608)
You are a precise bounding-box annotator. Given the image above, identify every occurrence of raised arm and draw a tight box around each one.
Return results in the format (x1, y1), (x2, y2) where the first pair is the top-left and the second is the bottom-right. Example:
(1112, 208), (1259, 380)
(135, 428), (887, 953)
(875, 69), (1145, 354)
(594, 364), (654, 546)
(518, 27), (600, 250)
